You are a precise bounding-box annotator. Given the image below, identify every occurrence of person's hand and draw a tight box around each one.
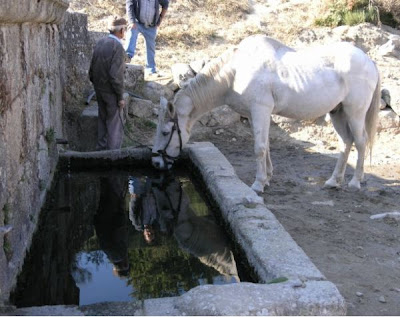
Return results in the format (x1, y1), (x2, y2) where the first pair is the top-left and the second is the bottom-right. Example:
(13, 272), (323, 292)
(118, 99), (125, 109)
(157, 10), (167, 27)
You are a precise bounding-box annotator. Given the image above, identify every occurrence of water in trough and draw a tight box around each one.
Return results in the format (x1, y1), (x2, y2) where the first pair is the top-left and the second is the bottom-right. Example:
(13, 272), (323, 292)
(10, 167), (250, 307)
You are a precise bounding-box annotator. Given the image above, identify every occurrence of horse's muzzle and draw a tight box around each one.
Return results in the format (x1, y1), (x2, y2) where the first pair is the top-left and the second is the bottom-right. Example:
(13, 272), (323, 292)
(151, 154), (173, 170)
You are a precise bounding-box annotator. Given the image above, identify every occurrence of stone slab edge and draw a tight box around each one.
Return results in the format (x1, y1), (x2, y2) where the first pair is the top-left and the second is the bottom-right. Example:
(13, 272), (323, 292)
(59, 146), (152, 169)
(144, 281), (346, 316)
(0, 0), (69, 24)
(185, 142), (324, 281)
(9, 305), (84, 316)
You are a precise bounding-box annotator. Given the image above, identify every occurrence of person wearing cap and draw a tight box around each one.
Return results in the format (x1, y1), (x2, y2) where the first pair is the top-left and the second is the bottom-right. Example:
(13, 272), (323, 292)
(89, 16), (128, 150)
(125, 0), (169, 76)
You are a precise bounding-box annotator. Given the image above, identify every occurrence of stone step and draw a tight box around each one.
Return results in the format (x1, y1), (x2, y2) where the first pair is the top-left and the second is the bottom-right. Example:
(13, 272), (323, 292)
(1, 301), (142, 316)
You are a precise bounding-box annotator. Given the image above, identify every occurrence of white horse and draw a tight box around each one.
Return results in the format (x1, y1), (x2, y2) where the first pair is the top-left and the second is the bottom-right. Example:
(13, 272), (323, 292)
(152, 35), (381, 193)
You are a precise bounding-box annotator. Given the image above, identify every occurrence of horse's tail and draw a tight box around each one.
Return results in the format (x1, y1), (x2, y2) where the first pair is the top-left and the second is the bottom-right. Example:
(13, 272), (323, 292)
(365, 66), (381, 161)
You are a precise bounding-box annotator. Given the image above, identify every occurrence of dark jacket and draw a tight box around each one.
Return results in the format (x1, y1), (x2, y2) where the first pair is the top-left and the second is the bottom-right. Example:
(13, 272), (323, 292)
(126, 0), (169, 27)
(89, 36), (125, 101)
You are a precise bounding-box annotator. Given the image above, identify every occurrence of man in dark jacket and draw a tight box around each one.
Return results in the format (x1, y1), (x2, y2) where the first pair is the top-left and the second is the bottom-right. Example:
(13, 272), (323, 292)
(89, 16), (127, 150)
(125, 0), (169, 76)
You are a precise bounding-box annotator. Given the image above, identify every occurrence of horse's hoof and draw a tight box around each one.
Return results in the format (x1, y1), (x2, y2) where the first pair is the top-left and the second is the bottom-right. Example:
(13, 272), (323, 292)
(251, 182), (264, 193)
(323, 179), (340, 189)
(348, 179), (361, 190)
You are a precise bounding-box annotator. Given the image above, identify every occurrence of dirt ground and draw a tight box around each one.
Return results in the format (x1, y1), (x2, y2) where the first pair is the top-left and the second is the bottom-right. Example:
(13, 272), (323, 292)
(189, 118), (400, 316)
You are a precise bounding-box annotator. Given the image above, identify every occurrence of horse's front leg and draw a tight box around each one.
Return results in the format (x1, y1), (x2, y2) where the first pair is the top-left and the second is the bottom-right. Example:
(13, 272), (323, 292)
(250, 103), (273, 193)
(266, 138), (273, 181)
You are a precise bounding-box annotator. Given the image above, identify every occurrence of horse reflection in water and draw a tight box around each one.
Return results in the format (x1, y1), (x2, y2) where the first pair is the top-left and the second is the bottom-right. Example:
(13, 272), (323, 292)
(129, 173), (240, 282)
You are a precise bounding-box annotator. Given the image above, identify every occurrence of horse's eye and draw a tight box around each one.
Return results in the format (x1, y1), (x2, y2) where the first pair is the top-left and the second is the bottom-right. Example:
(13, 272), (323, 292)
(162, 131), (170, 136)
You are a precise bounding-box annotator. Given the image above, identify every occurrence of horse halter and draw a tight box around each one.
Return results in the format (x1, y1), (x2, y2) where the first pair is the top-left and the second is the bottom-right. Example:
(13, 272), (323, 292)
(152, 112), (183, 167)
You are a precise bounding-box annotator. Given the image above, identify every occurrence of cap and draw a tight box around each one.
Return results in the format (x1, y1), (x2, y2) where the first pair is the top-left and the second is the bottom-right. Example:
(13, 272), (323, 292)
(108, 16), (128, 30)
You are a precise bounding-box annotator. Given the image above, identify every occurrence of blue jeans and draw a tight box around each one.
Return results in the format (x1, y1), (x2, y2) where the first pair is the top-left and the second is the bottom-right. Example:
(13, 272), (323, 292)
(125, 23), (157, 74)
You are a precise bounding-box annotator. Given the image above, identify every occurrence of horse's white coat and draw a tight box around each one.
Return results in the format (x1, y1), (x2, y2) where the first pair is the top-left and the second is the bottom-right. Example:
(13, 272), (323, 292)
(152, 35), (381, 192)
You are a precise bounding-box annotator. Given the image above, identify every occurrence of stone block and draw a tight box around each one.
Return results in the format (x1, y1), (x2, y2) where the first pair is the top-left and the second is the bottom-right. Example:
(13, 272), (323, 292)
(198, 105), (241, 127)
(0, 0), (68, 24)
(378, 36), (400, 59)
(382, 82), (400, 116)
(173, 281), (346, 316)
(125, 64), (144, 93)
(60, 12), (94, 110)
(378, 109), (400, 131)
(77, 105), (98, 151)
(141, 81), (175, 103)
(127, 97), (155, 119)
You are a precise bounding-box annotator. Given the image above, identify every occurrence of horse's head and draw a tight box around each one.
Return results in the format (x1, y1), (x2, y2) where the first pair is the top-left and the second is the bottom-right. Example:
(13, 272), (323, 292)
(152, 96), (190, 170)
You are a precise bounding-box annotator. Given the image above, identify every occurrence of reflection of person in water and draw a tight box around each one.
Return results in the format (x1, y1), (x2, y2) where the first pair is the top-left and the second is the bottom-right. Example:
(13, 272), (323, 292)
(129, 176), (158, 244)
(94, 175), (129, 277)
(129, 173), (176, 244)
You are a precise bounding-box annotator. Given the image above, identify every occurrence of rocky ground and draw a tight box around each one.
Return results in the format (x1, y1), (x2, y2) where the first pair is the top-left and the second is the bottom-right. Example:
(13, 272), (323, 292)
(71, 0), (400, 315)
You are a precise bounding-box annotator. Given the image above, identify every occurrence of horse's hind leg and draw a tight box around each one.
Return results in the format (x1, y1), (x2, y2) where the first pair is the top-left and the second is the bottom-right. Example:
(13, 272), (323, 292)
(347, 118), (368, 189)
(324, 107), (353, 188)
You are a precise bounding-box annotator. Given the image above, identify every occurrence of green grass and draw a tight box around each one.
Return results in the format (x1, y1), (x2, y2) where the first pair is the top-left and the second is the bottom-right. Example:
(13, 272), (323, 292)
(45, 128), (55, 144)
(3, 237), (12, 261)
(138, 118), (157, 129)
(3, 203), (10, 225)
(314, 0), (398, 27)
(314, 0), (379, 27)
(314, 1), (348, 27)
(39, 180), (47, 191)
(343, 7), (377, 25)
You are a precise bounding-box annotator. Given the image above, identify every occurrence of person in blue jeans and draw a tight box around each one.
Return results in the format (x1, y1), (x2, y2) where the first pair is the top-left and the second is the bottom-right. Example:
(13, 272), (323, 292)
(125, 0), (169, 75)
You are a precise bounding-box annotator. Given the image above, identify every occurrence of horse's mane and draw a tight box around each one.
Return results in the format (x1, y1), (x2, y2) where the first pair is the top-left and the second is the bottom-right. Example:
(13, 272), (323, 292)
(175, 48), (236, 117)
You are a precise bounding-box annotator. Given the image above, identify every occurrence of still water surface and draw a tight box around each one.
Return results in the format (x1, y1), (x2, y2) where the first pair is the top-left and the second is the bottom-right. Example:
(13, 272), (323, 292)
(11, 168), (243, 307)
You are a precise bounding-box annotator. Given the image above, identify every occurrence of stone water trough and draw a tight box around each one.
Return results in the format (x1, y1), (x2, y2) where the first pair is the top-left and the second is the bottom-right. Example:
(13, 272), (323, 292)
(25, 142), (347, 316)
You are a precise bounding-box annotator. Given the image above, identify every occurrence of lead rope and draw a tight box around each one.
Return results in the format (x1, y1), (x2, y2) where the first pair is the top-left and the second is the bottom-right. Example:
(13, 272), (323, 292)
(119, 107), (147, 147)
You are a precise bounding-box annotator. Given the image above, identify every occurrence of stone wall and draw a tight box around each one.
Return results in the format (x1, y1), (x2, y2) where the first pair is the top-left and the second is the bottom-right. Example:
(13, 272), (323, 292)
(0, 0), (69, 304)
(59, 11), (96, 151)
(59, 12), (94, 111)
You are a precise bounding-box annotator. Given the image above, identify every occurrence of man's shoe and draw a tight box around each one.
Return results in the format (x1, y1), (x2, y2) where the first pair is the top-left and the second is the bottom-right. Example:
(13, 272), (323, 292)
(145, 71), (160, 80)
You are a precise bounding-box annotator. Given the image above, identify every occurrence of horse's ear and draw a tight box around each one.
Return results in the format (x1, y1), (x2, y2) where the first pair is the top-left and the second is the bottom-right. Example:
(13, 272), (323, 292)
(167, 101), (175, 118)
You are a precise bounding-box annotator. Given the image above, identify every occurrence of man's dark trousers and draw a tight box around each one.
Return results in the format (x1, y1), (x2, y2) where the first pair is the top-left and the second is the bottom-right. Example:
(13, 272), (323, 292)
(96, 90), (123, 150)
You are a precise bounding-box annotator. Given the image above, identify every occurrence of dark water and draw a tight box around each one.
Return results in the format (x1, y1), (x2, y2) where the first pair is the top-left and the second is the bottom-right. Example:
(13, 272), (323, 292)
(11, 168), (245, 307)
